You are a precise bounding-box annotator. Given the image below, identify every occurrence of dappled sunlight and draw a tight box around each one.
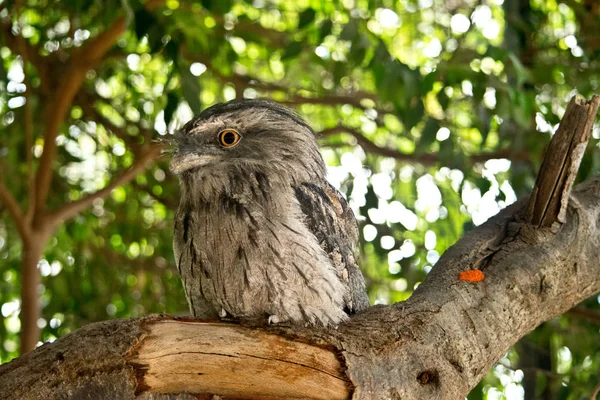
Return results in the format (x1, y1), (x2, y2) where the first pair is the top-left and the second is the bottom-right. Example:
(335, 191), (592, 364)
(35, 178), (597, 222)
(0, 0), (599, 398)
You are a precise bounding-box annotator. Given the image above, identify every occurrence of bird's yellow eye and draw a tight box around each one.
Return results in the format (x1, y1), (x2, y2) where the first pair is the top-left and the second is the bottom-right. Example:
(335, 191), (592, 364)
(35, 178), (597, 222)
(218, 129), (241, 147)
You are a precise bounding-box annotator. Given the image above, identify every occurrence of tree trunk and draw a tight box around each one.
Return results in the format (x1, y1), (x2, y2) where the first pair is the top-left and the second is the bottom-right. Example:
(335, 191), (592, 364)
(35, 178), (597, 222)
(19, 235), (45, 354)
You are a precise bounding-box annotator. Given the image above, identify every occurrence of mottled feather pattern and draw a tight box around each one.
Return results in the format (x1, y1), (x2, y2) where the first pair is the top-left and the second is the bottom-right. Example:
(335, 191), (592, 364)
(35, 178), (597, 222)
(294, 182), (369, 313)
(171, 99), (369, 326)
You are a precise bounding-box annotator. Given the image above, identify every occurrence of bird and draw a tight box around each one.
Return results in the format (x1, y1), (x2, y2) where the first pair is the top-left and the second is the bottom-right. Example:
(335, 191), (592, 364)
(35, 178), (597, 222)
(170, 99), (369, 326)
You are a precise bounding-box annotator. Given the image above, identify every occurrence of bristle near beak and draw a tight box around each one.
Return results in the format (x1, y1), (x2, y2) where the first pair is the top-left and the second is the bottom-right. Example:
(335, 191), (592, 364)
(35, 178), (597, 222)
(169, 153), (220, 174)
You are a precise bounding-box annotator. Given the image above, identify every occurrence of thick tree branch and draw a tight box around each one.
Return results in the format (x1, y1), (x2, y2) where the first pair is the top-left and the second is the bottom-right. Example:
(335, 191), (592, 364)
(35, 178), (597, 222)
(47, 144), (164, 224)
(1, 179), (599, 399)
(16, 36), (37, 225)
(129, 321), (349, 399)
(33, 17), (128, 213)
(33, 0), (165, 214)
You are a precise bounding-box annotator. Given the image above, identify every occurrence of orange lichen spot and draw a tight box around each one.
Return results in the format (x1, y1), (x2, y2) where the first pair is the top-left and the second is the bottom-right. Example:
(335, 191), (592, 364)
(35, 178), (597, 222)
(459, 269), (485, 282)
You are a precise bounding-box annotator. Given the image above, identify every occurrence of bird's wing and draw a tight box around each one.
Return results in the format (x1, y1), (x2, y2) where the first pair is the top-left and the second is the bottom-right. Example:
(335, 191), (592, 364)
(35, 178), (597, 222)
(294, 181), (370, 313)
(173, 208), (218, 318)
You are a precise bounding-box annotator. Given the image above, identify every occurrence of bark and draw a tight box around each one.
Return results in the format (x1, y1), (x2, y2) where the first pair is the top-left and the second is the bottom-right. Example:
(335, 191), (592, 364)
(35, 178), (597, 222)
(524, 95), (597, 227)
(1, 173), (599, 399)
(1, 94), (598, 398)
(0, 177), (598, 398)
(19, 236), (45, 355)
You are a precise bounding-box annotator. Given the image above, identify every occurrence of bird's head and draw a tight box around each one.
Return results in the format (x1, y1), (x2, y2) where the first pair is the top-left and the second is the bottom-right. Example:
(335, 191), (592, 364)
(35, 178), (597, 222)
(170, 99), (326, 193)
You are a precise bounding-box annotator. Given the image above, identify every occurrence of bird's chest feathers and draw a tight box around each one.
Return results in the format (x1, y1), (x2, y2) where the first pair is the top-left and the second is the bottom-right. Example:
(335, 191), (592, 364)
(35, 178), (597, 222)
(181, 189), (298, 276)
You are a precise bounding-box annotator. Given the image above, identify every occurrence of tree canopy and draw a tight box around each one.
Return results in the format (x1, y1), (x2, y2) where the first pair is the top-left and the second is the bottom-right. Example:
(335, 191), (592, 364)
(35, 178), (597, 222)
(0, 0), (599, 398)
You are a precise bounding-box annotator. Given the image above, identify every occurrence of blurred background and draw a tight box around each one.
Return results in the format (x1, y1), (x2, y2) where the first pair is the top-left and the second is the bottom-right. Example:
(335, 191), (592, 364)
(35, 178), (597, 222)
(0, 0), (599, 398)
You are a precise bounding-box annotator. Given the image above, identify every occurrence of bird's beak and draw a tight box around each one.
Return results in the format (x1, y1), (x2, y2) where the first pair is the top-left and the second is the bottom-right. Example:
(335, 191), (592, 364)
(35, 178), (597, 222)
(169, 153), (219, 174)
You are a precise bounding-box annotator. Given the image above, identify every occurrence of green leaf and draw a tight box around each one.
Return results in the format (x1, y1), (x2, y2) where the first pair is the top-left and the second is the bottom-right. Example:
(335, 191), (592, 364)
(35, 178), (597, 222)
(371, 39), (391, 63)
(439, 135), (457, 167)
(349, 34), (371, 65)
(179, 65), (202, 115)
(468, 382), (485, 400)
(495, 90), (511, 119)
(512, 91), (535, 128)
(282, 41), (302, 60)
(476, 104), (491, 148)
(298, 8), (316, 29)
(403, 104), (424, 131)
(340, 19), (359, 41)
(437, 90), (450, 109)
(200, 0), (214, 10)
(146, 25), (166, 53)
(164, 92), (179, 128)
(474, 177), (492, 194)
(165, 40), (180, 61)
(497, 189), (507, 202)
(576, 148), (594, 183)
(485, 45), (508, 61)
(318, 19), (333, 41)
(134, 8), (157, 40)
(417, 118), (440, 151)
(471, 74), (486, 102)
(201, 0), (232, 13)
(0, 58), (7, 81)
(508, 52), (529, 87)
(420, 71), (438, 93)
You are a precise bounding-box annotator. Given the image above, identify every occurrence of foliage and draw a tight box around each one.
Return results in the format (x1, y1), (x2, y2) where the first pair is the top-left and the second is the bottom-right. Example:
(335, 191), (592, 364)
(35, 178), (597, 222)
(0, 0), (599, 397)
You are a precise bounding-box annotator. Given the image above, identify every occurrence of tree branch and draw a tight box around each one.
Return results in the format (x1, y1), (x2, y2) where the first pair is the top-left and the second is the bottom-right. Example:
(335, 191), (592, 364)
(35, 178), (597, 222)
(15, 25), (37, 225)
(33, 0), (165, 213)
(0, 179), (28, 238)
(524, 95), (600, 228)
(183, 50), (385, 113)
(319, 125), (531, 165)
(131, 181), (178, 210)
(1, 165), (600, 399)
(33, 17), (128, 214)
(76, 97), (143, 153)
(0, 19), (48, 83)
(2, 140), (600, 398)
(568, 307), (600, 323)
(592, 383), (600, 400)
(281, 93), (388, 114)
(47, 144), (164, 224)
(1, 178), (600, 400)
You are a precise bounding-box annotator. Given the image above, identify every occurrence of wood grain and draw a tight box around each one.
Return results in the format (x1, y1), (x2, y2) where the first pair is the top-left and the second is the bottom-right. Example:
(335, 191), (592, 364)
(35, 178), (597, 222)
(525, 94), (600, 227)
(127, 320), (350, 399)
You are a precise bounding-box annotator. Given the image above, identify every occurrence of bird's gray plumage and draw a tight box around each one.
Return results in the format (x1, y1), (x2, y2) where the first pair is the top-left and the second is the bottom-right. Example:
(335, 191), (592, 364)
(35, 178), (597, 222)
(170, 99), (369, 326)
